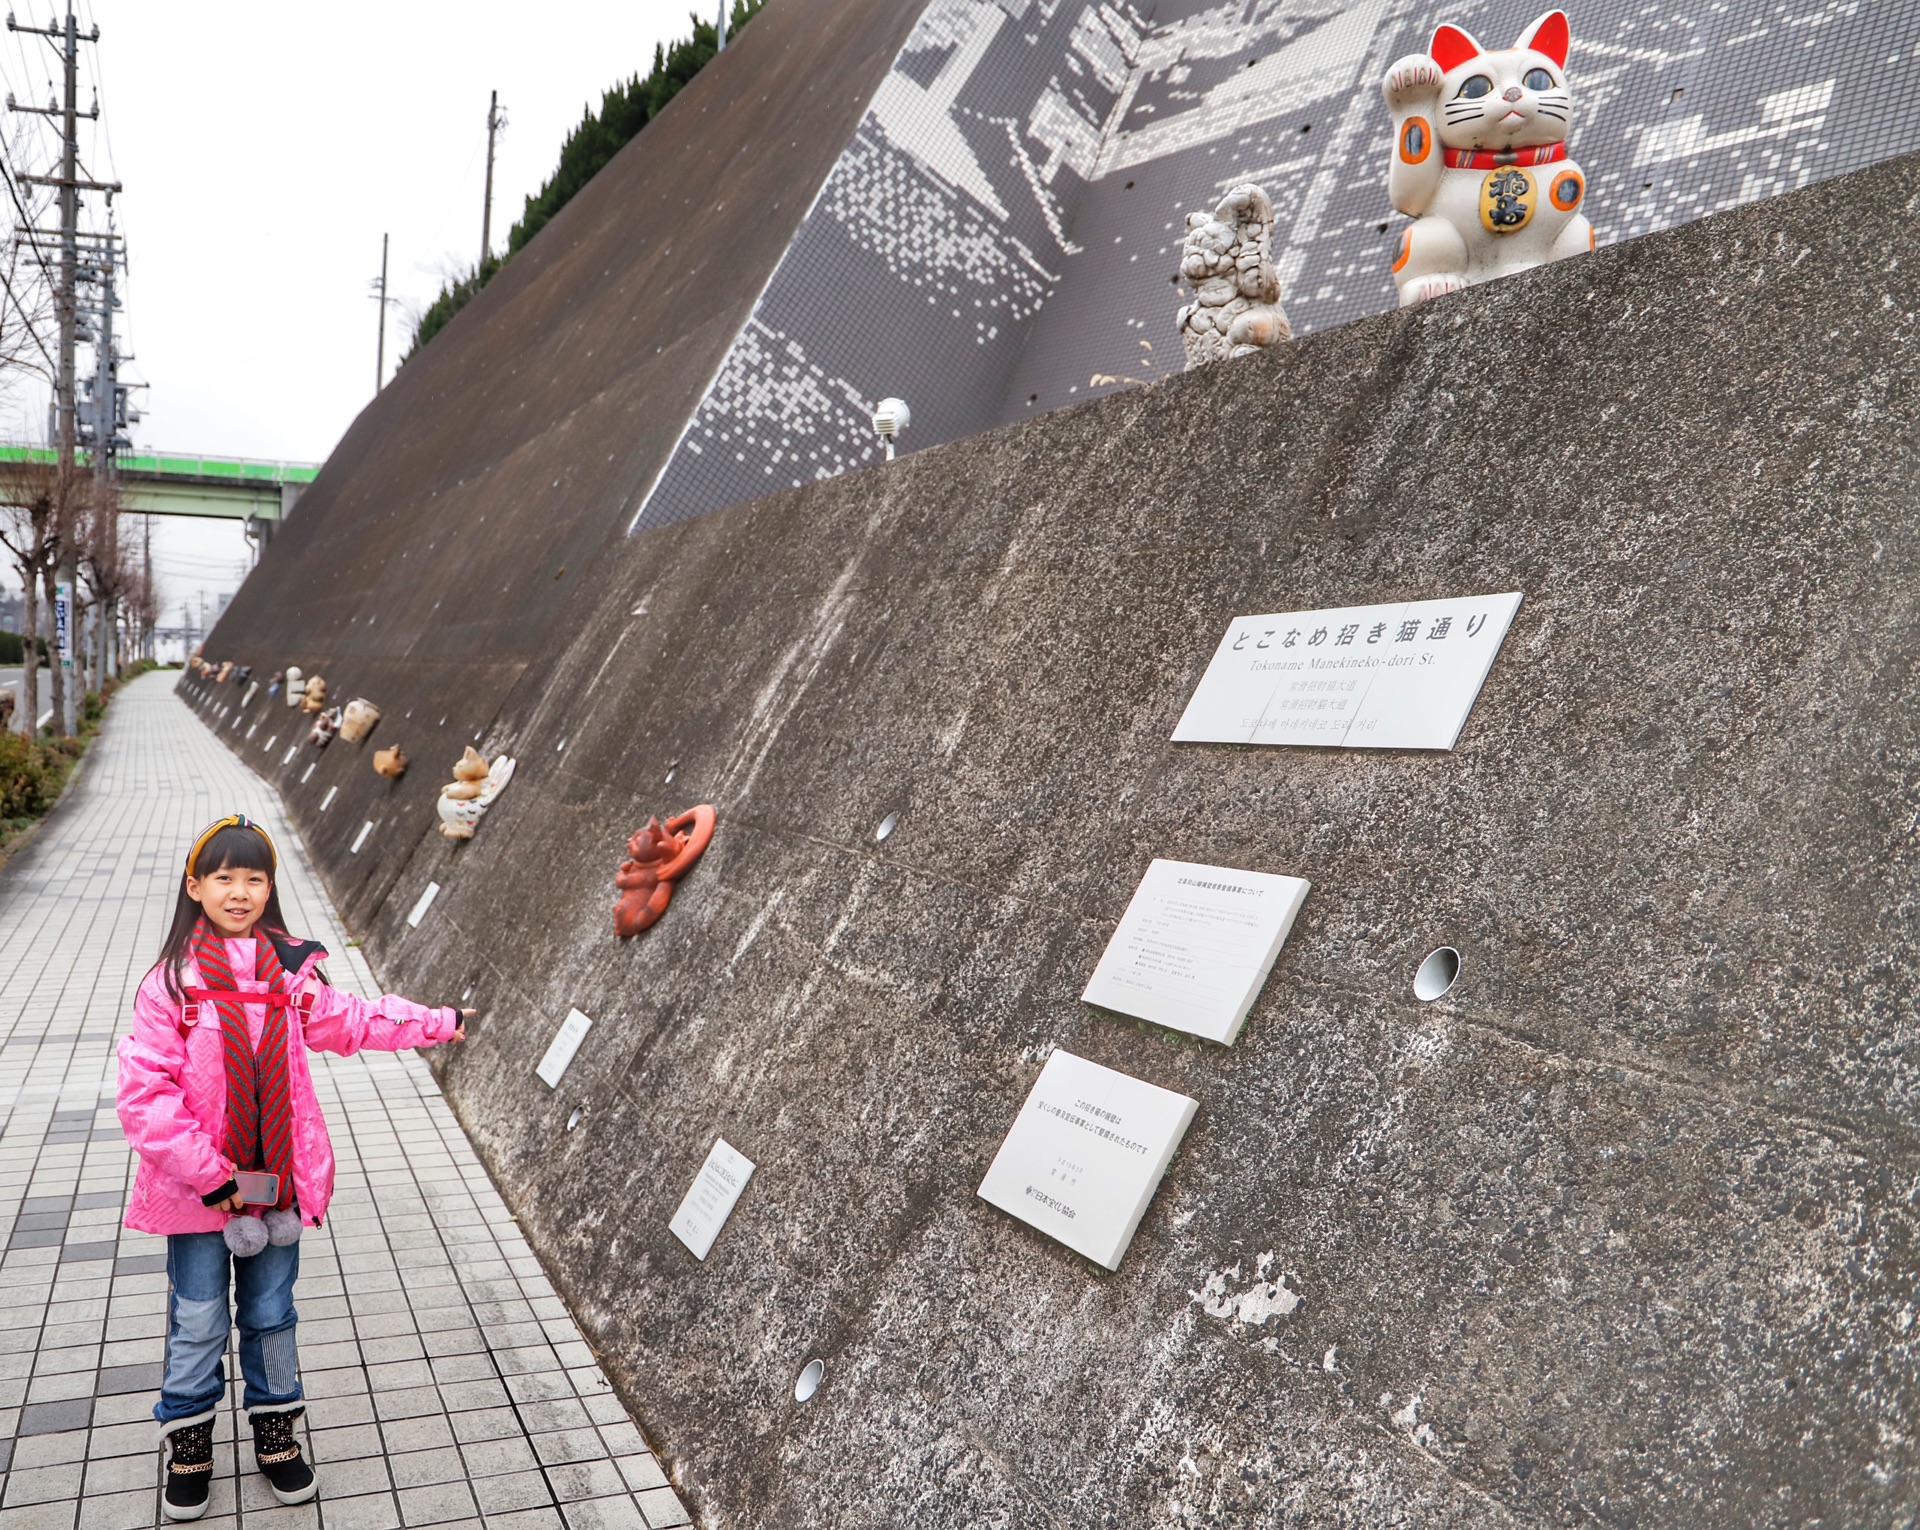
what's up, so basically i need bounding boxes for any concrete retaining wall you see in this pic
[186,153,1920,1527]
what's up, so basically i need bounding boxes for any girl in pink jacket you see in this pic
[117,814,470,1521]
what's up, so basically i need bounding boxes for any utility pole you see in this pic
[82,232,126,680]
[372,232,389,393]
[8,5,112,734]
[480,91,504,272]
[717,0,728,50]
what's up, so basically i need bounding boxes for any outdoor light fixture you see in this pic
[872,397,910,460]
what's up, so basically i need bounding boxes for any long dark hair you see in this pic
[154,824,294,1001]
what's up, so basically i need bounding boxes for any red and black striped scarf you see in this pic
[188,921,296,1209]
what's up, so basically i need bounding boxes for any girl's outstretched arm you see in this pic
[300,980,461,1056]
[116,973,234,1200]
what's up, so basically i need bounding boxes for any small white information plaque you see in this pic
[1173,592,1522,750]
[1082,859,1309,1046]
[350,821,374,854]
[406,882,440,929]
[535,1007,593,1089]
[978,1050,1197,1271]
[669,1137,756,1261]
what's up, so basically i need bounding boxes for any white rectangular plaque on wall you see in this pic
[535,1007,593,1089]
[1082,859,1309,1046]
[406,882,440,929]
[977,1050,1197,1272]
[1173,592,1522,750]
[669,1138,756,1261]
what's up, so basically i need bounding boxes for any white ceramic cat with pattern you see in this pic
[1382,9,1593,306]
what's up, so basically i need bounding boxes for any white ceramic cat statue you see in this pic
[1177,183,1290,368]
[1382,9,1592,306]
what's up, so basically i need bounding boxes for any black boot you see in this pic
[162,1416,216,1522]
[249,1407,316,1505]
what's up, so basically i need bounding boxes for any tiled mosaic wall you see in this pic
[633,0,1920,532]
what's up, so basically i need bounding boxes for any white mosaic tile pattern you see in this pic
[632,0,1920,534]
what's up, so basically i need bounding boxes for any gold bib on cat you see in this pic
[1479,167,1537,235]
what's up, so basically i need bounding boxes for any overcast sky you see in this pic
[0,0,708,631]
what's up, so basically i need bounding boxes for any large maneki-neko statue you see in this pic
[1381,9,1592,306]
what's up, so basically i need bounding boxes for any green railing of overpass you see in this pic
[0,444,319,484]
[0,445,321,520]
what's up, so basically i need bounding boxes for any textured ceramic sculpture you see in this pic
[373,746,408,780]
[267,670,284,699]
[234,666,253,687]
[308,707,341,748]
[612,805,717,938]
[1382,9,1590,306]
[339,698,381,744]
[216,662,234,683]
[300,675,328,714]
[1177,184,1290,368]
[241,682,259,708]
[284,667,305,707]
[437,749,517,840]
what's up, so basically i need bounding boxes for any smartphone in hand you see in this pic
[234,1171,281,1206]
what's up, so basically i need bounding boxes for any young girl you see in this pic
[117,814,471,1521]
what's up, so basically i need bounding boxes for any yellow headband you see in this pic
[186,814,277,876]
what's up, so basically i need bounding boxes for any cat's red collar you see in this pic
[1443,144,1568,169]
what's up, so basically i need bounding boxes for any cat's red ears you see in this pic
[1429,24,1482,73]
[1515,10,1571,67]
[1430,10,1570,71]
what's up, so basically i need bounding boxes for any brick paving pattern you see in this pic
[0,673,691,1530]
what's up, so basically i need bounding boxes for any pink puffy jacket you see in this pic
[116,934,458,1235]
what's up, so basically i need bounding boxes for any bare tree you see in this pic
[78,474,124,686]
[0,452,92,734]
[0,183,63,731]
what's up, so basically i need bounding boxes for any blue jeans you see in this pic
[155,1231,302,1424]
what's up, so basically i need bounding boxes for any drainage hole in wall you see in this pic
[794,1358,826,1403]
[1414,947,1461,1001]
[875,813,898,842]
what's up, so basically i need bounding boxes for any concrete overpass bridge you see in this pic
[0,445,319,520]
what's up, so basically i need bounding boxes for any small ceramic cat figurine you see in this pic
[1177,183,1290,368]
[1382,9,1592,306]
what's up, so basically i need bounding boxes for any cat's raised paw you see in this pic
[1382,54,1443,106]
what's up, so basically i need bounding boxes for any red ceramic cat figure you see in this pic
[613,804,716,938]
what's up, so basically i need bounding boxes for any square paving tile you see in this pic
[16,1395,92,1435]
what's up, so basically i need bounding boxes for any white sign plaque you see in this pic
[1173,592,1522,750]
[535,1007,593,1089]
[1082,859,1309,1046]
[978,1050,1197,1271]
[669,1137,756,1261]
[406,882,440,929]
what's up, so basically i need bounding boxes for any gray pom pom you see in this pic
[263,1207,302,1247]
[223,1215,269,1259]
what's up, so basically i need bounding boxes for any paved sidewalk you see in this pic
[0,673,690,1530]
